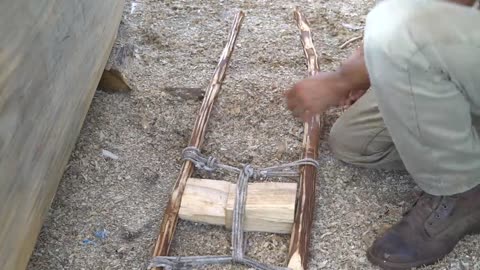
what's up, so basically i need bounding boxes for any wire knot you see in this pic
[182,146,218,172]
[205,156,217,171]
[242,164,255,178]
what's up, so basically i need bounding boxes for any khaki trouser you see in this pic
[328,0,480,196]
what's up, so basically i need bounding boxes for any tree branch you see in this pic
[289,7,323,270]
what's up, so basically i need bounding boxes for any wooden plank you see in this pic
[152,12,245,264]
[288,8,323,270]
[178,178,297,234]
[0,1,125,269]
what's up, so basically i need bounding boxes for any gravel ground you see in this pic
[27,1,480,270]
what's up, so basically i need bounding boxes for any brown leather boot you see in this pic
[367,184,480,270]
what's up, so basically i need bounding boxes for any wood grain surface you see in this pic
[0,1,124,269]
[179,178,297,234]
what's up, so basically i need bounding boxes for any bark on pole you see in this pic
[288,8,323,270]
[152,11,245,267]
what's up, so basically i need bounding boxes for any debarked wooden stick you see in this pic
[288,8,323,270]
[151,11,245,268]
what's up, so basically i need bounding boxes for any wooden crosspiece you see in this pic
[179,178,298,234]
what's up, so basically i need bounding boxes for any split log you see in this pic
[179,178,297,234]
[152,12,245,264]
[288,8,323,270]
[98,19,134,93]
[99,43,134,92]
[0,1,124,269]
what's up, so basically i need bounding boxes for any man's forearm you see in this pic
[335,44,371,92]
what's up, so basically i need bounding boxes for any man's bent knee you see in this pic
[329,114,403,170]
[328,118,358,164]
[328,116,380,168]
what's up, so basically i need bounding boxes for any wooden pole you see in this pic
[152,11,245,266]
[288,8,323,270]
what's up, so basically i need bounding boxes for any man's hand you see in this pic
[284,72,351,121]
[285,45,371,121]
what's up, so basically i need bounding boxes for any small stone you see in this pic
[231,106,241,115]
[318,260,328,268]
[99,131,105,141]
[275,140,287,159]
[101,149,119,160]
[141,118,149,129]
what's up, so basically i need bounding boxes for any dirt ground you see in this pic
[27,0,480,270]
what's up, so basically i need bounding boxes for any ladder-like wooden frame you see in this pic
[151,8,323,270]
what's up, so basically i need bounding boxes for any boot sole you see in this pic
[366,227,480,269]
[366,248,444,270]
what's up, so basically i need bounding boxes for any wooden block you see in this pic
[225,181,297,234]
[179,178,231,226]
[179,178,297,234]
